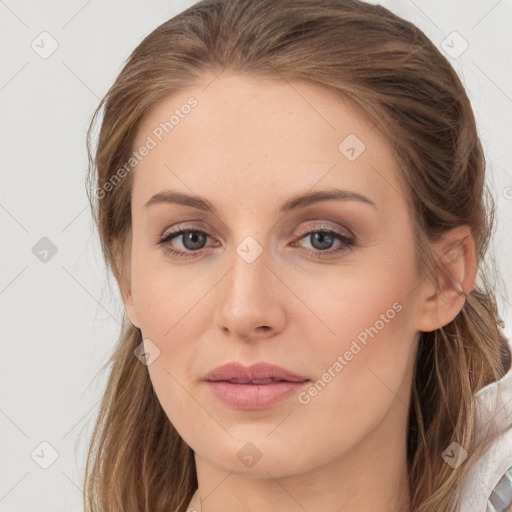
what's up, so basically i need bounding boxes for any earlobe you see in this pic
[115,237,141,329]
[122,289,141,329]
[416,226,477,333]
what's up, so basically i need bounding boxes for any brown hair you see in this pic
[84,0,509,510]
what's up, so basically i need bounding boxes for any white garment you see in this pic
[459,334,512,511]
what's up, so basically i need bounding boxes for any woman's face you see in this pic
[123,73,428,480]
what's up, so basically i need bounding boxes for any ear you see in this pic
[416,225,477,333]
[115,235,141,329]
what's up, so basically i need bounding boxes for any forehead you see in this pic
[131,73,404,214]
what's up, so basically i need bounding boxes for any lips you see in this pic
[225,378,279,384]
[203,363,311,409]
[203,362,310,383]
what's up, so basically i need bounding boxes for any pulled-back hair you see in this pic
[84,1,509,510]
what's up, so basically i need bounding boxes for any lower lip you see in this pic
[205,380,310,410]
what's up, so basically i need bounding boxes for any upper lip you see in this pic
[203,362,310,383]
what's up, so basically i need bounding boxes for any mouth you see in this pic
[216,377,308,384]
[202,362,311,409]
[203,362,310,383]
[205,378,311,409]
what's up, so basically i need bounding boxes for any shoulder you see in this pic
[459,329,512,512]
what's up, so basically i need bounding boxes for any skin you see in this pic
[120,72,476,512]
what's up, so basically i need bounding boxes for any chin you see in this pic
[196,435,313,478]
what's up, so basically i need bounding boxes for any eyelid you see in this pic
[296,221,354,239]
[160,221,213,239]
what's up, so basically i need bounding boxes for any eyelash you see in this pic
[156,224,355,259]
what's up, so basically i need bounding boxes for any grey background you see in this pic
[1,0,511,510]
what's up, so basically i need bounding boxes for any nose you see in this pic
[213,240,286,342]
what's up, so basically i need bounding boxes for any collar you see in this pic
[459,329,512,511]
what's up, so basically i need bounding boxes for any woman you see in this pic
[84,0,512,510]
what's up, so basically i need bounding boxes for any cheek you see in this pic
[130,245,207,339]
[284,282,417,461]
[130,254,217,415]
[302,278,413,387]
[292,247,418,412]
[131,263,208,436]
[294,249,415,353]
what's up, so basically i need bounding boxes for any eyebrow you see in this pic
[144,188,378,213]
